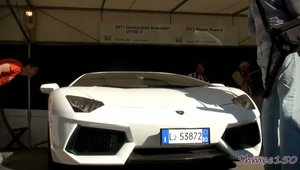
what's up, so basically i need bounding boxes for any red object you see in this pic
[0,58,22,85]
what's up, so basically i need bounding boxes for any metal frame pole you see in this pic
[27,44,32,149]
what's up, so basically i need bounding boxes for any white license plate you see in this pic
[161,128,210,144]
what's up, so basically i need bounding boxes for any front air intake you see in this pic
[221,122,261,150]
[66,126,127,155]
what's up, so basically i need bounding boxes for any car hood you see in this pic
[65,86,236,108]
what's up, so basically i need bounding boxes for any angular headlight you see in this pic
[66,95,104,112]
[232,94,255,110]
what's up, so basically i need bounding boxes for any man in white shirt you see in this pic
[188,63,209,82]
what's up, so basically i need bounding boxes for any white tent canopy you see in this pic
[0,0,254,46]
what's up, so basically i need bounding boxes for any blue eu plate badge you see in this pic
[161,128,210,144]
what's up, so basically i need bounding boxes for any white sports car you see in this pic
[40,71,262,169]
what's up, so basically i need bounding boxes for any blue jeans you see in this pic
[258,41,300,170]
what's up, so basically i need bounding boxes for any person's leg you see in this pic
[262,84,281,170]
[278,52,300,170]
[257,40,281,169]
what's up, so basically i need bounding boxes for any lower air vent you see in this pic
[222,122,261,150]
[66,126,127,155]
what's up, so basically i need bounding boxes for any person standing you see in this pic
[231,61,253,96]
[248,0,300,170]
[188,62,210,82]
[0,58,38,165]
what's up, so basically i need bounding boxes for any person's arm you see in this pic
[248,0,256,36]
[232,71,246,87]
[19,64,38,78]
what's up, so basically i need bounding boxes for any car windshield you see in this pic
[70,72,210,88]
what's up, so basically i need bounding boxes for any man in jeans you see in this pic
[248,0,300,170]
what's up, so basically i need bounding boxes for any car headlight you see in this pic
[66,95,104,112]
[232,94,255,110]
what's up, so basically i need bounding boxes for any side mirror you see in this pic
[40,83,59,94]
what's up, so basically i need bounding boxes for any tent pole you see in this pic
[27,43,32,149]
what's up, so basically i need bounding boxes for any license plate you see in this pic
[160,128,210,144]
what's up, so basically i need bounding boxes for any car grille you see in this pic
[133,145,219,155]
[128,145,228,162]
[65,126,127,155]
[221,121,261,150]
